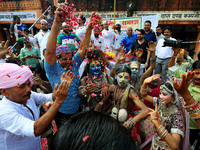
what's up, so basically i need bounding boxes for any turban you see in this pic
[56,45,72,56]
[0,63,33,89]
[40,19,48,24]
[115,21,121,26]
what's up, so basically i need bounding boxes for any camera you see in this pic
[162,38,183,48]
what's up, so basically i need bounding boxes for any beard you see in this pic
[94,34,99,38]
[64,30,70,34]
[131,73,139,81]
[42,28,48,31]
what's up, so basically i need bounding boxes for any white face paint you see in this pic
[130,63,139,80]
[116,72,130,87]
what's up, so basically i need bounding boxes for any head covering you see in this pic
[62,22,68,27]
[0,63,33,89]
[115,21,121,25]
[56,45,72,56]
[115,64,131,76]
[40,19,48,24]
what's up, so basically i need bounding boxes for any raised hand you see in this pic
[54,3,68,24]
[0,40,9,51]
[117,49,126,63]
[54,71,75,103]
[173,71,194,97]
[172,47,180,55]
[135,48,143,58]
[144,74,160,84]
[148,103,159,123]
[60,70,75,84]
[147,41,157,52]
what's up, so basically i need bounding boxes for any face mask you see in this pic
[89,60,101,75]
[116,27,121,31]
[94,34,99,38]
[116,72,130,87]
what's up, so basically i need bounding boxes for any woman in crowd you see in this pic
[140,74,189,150]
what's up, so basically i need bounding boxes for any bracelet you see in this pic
[184,95,193,101]
[157,125,168,139]
[151,117,158,121]
[184,100,200,120]
[184,100,198,110]
[150,58,156,62]
[161,129,168,139]
[54,100,62,107]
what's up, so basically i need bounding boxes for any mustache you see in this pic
[22,92,31,97]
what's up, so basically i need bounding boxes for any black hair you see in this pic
[156,25,162,30]
[161,82,175,97]
[163,26,172,32]
[23,28,30,34]
[138,29,145,35]
[13,15,19,20]
[6,57,23,66]
[49,111,136,150]
[145,20,151,25]
[43,48,47,54]
[113,64,131,85]
[192,60,200,70]
[135,29,139,32]
[197,52,200,60]
[80,15,86,23]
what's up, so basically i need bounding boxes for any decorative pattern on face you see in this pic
[89,60,101,75]
[116,72,130,87]
[130,63,139,74]
[159,89,173,105]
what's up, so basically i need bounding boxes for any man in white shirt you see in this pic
[102,21,115,52]
[113,21,126,51]
[0,63,74,150]
[90,28,104,50]
[155,26,176,83]
[75,15,87,41]
[20,19,50,60]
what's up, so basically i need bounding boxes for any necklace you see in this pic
[113,86,127,109]
[159,104,178,118]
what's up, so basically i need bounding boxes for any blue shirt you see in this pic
[10,23,28,39]
[44,52,82,114]
[144,31,157,42]
[120,33,137,53]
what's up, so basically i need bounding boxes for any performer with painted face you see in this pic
[78,48,112,112]
[140,74,189,150]
[128,41,157,93]
[108,64,149,129]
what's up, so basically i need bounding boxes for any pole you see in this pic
[114,0,116,24]
[12,6,52,49]
[28,5,52,31]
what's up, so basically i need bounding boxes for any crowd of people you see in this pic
[0,2,200,150]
